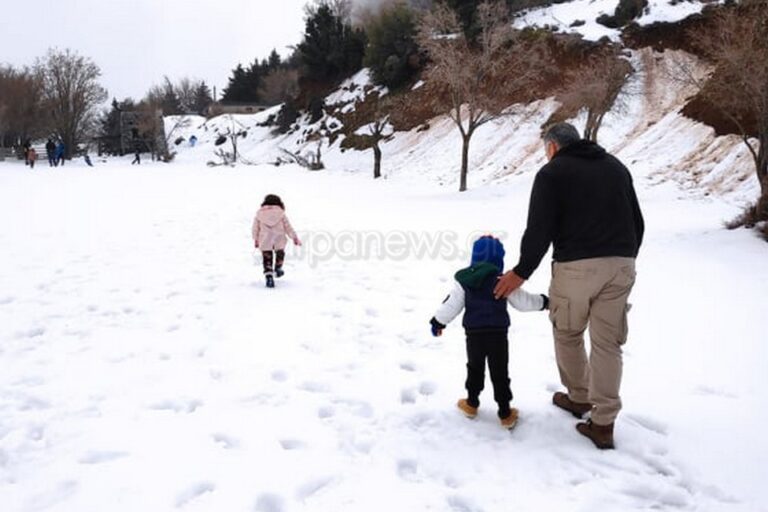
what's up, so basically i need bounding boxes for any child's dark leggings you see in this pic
[262,250,285,275]
[465,330,512,418]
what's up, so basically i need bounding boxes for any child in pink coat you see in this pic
[252,194,301,288]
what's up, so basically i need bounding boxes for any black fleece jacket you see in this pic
[513,141,644,280]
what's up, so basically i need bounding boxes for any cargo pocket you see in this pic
[619,304,630,345]
[549,295,570,331]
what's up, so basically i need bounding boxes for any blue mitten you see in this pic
[430,317,446,337]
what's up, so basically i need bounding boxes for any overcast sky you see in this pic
[1,0,311,102]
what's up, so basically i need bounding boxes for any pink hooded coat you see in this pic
[252,205,298,251]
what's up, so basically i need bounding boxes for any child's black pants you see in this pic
[465,330,512,418]
[262,250,285,275]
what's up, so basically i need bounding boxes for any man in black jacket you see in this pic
[494,123,644,449]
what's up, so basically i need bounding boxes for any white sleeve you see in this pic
[507,287,544,312]
[434,281,466,325]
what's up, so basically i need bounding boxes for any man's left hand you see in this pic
[494,271,525,299]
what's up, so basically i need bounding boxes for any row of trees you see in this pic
[0,49,107,159]
[220,50,292,104]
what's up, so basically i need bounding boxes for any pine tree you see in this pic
[364,2,420,90]
[267,49,282,70]
[297,4,366,82]
[191,81,213,114]
[222,64,251,103]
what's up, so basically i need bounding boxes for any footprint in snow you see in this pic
[447,495,483,512]
[212,433,240,449]
[397,459,418,480]
[399,361,417,372]
[0,296,15,305]
[149,399,203,414]
[78,451,130,464]
[279,439,306,450]
[254,493,285,512]
[621,482,689,509]
[26,425,45,441]
[175,481,215,508]
[296,476,335,501]
[271,370,288,382]
[318,406,335,419]
[15,327,45,339]
[401,388,417,404]
[18,396,51,411]
[418,381,437,396]
[299,381,330,393]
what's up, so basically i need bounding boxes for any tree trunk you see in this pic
[373,144,382,179]
[757,134,768,220]
[460,134,471,192]
[584,110,596,142]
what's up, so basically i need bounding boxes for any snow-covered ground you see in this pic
[1,150,766,511]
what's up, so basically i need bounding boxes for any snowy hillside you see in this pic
[166,48,758,207]
[512,0,725,41]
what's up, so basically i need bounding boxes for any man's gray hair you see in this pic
[542,123,582,148]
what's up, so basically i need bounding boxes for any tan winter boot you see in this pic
[499,408,519,430]
[552,392,593,419]
[457,399,478,419]
[576,420,615,450]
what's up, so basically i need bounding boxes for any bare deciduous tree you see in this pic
[0,66,46,149]
[556,47,634,143]
[35,48,108,159]
[674,2,768,224]
[362,93,398,179]
[259,68,300,106]
[175,77,197,113]
[417,0,549,191]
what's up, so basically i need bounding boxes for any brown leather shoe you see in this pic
[576,420,615,450]
[499,408,519,430]
[457,399,478,419]
[552,392,592,419]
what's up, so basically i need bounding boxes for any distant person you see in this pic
[252,194,301,289]
[131,148,141,165]
[27,148,37,169]
[189,135,198,147]
[430,235,548,430]
[84,154,94,167]
[55,141,66,167]
[494,123,644,450]
[45,139,56,167]
[23,140,31,166]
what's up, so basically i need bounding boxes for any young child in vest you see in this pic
[252,194,301,288]
[430,235,548,429]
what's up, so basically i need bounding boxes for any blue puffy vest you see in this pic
[459,269,510,332]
